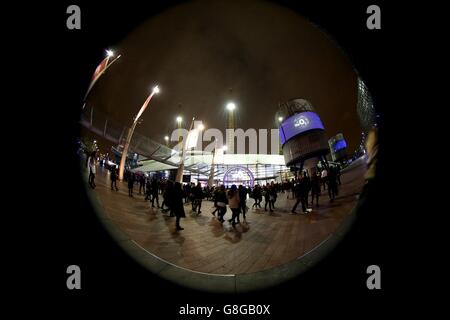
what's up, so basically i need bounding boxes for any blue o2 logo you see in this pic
[294,115,310,128]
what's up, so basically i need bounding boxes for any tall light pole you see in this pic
[118,85,160,180]
[83,49,122,105]
[277,116,284,155]
[208,144,226,187]
[226,102,236,153]
[175,118,205,183]
[176,115,183,141]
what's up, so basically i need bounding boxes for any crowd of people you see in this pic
[103,163,343,231]
[84,148,343,231]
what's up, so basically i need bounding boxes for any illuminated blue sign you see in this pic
[333,139,347,152]
[279,111,325,145]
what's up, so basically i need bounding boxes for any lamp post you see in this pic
[208,144,226,187]
[226,102,236,153]
[83,49,122,104]
[118,85,160,180]
[175,118,205,183]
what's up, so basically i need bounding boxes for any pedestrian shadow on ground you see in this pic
[209,218,226,237]
[224,227,242,243]
[306,212,331,222]
[238,221,250,233]
[170,230,185,244]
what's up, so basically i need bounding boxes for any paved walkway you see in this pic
[89,163,365,275]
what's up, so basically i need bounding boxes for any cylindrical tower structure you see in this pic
[276,99,329,167]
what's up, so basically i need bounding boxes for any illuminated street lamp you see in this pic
[278,116,283,122]
[226,102,236,111]
[106,49,115,58]
[164,135,169,146]
[118,85,160,180]
[83,49,122,104]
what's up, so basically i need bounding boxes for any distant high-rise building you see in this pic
[357,78,377,134]
[356,78,377,154]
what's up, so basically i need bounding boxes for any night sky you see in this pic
[87,0,361,153]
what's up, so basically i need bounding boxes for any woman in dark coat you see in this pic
[172,182,186,230]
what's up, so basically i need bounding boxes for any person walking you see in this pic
[291,173,309,214]
[321,167,328,191]
[264,185,275,212]
[145,178,151,200]
[211,187,220,216]
[252,184,262,208]
[150,178,160,208]
[110,165,119,191]
[161,180,173,213]
[310,170,321,207]
[128,172,135,197]
[192,182,204,215]
[328,166,338,202]
[172,182,186,230]
[227,185,240,226]
[336,164,342,185]
[216,185,228,223]
[139,174,146,194]
[88,152,97,189]
[238,185,248,222]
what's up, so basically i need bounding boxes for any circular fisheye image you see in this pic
[78,0,378,293]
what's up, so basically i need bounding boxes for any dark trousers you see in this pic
[265,198,274,211]
[217,207,226,222]
[230,208,240,224]
[252,198,261,208]
[192,199,202,213]
[176,216,181,228]
[328,185,337,200]
[161,199,168,211]
[240,202,247,220]
[211,203,219,215]
[292,195,308,213]
[111,179,118,190]
[88,172,96,188]
[322,178,328,191]
[128,186,133,197]
[139,183,145,194]
[311,192,319,206]
[151,194,160,207]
